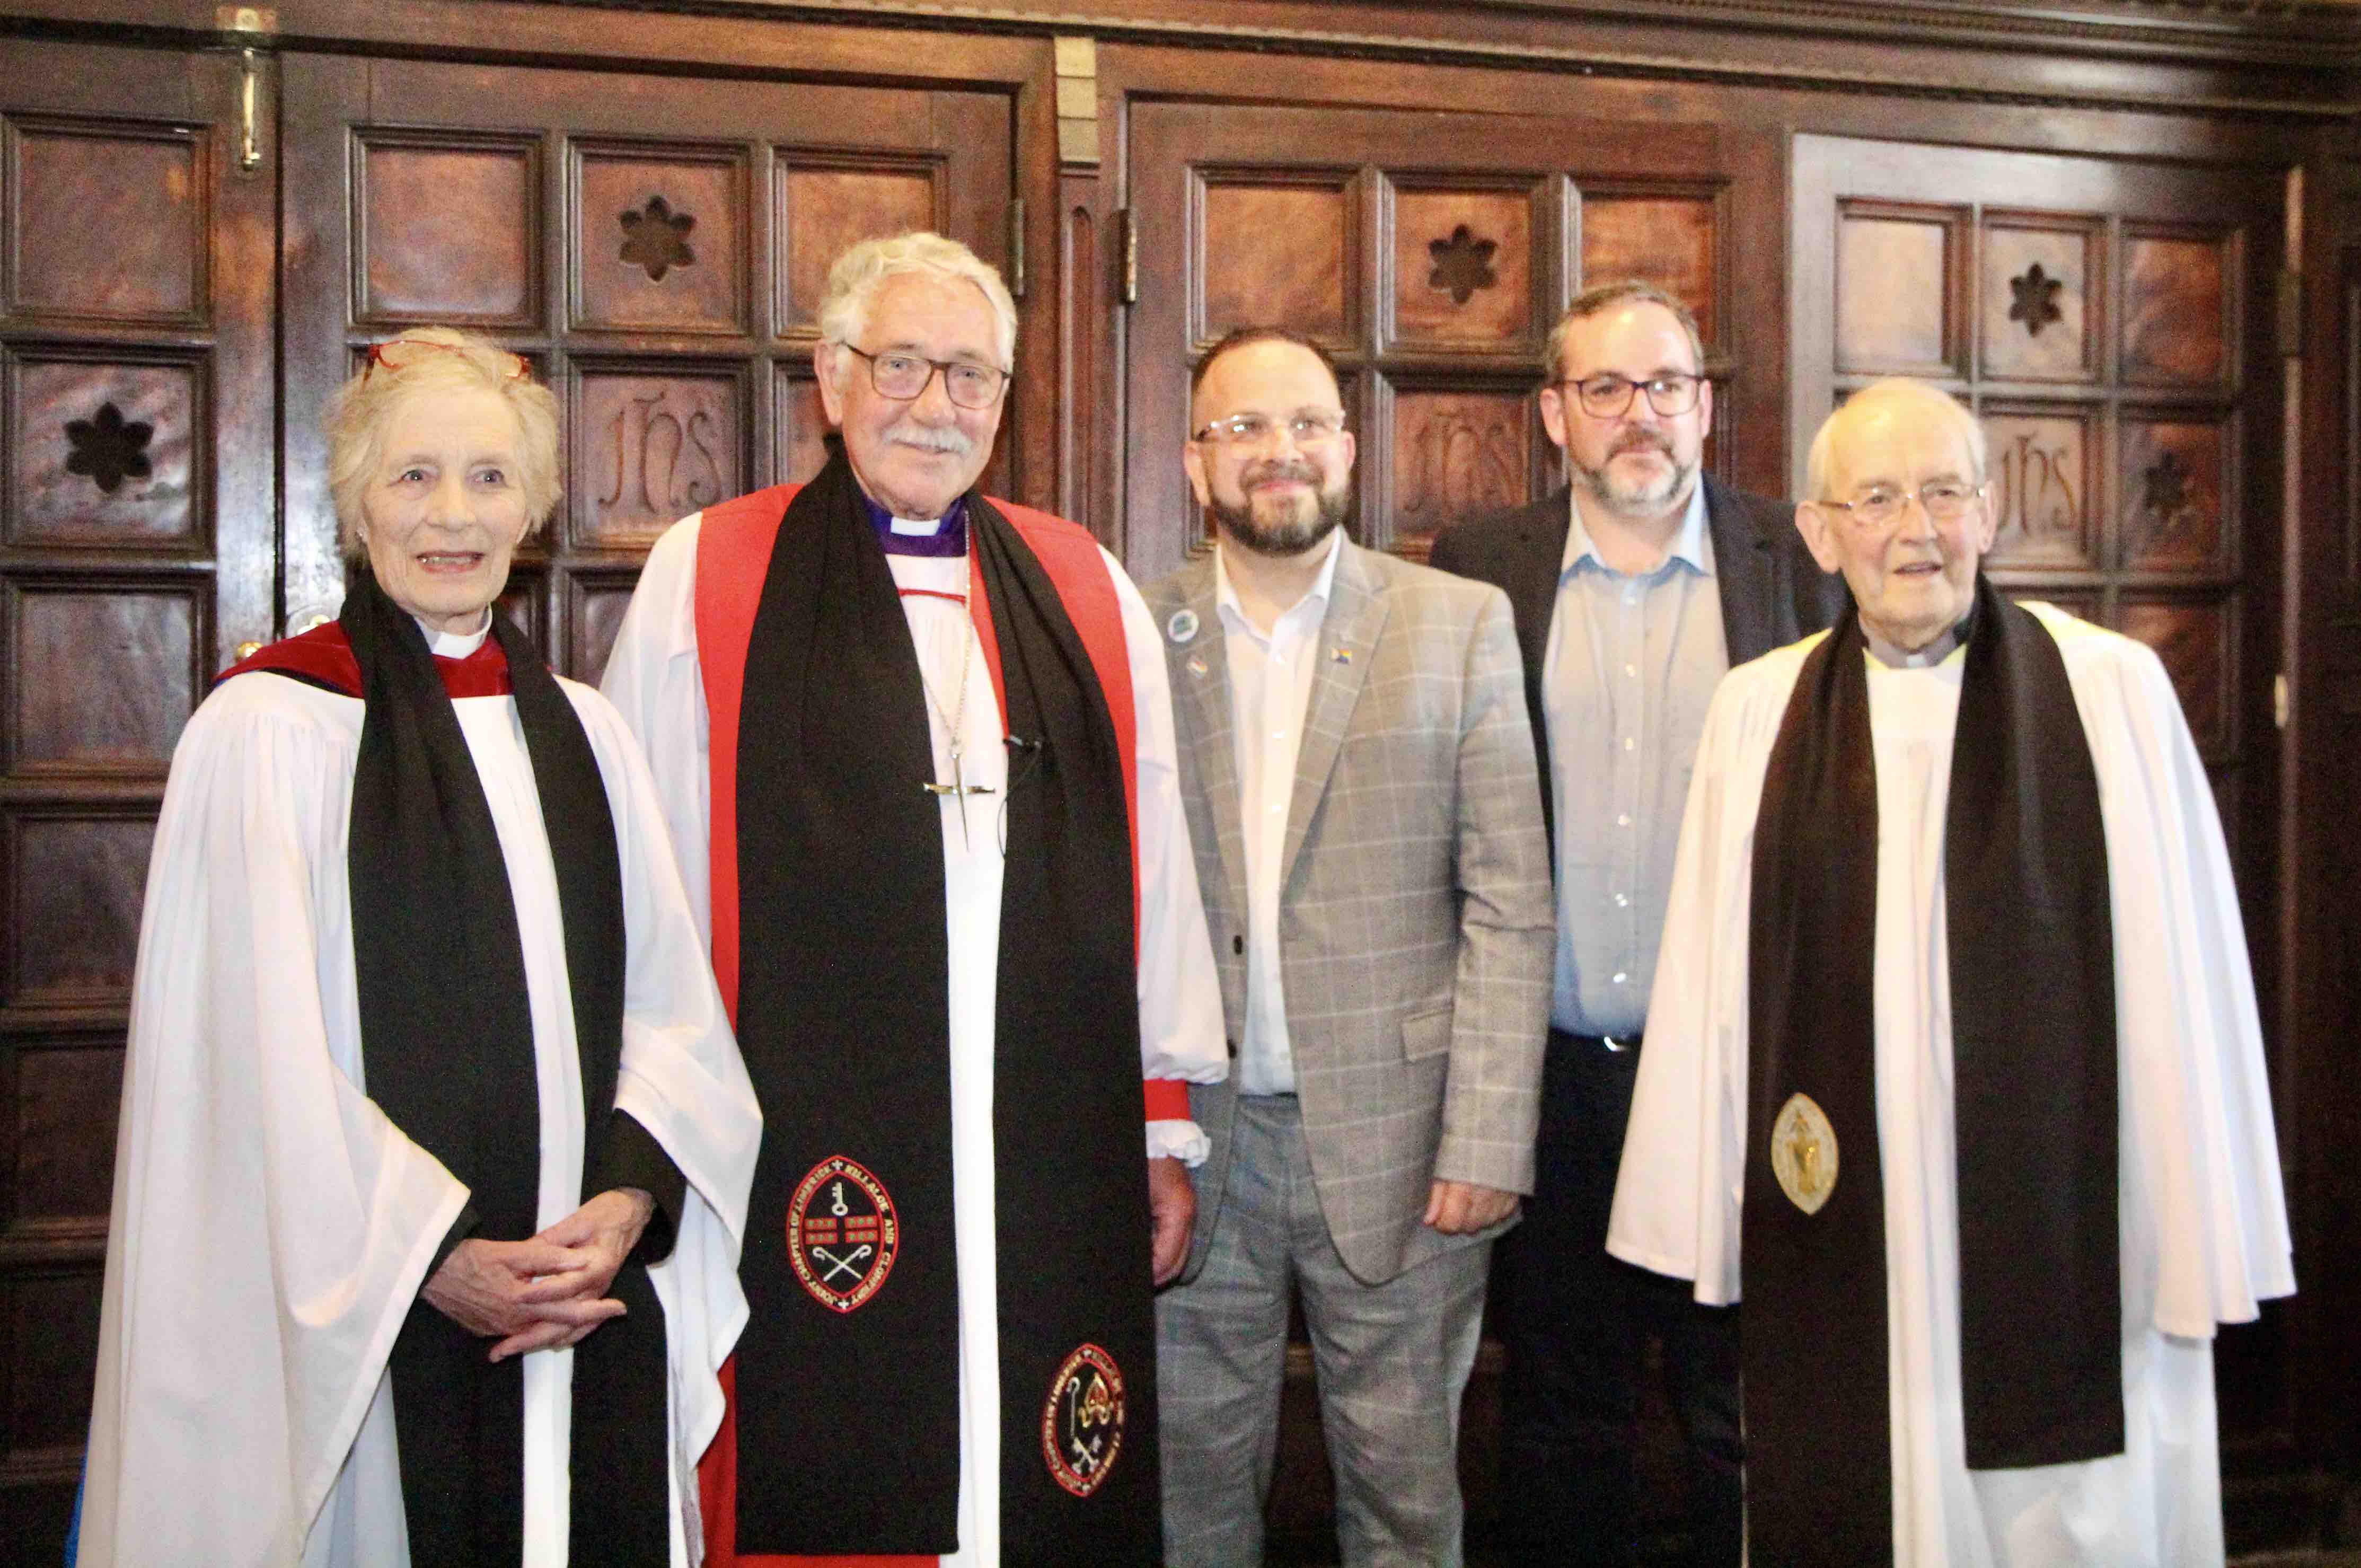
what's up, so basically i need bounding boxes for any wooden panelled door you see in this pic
[0,37,278,1547]
[1121,96,1746,1549]
[1790,133,2294,1524]
[1124,102,1741,585]
[278,51,1014,682]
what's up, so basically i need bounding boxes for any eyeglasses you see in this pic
[364,337,530,383]
[1816,481,1985,528]
[838,343,1009,410]
[1556,373,1704,420]
[1192,411,1349,449]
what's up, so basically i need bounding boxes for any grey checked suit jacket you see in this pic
[1147,540,1555,1288]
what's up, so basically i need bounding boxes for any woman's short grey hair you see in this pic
[1804,378,1988,503]
[816,231,1018,380]
[325,327,561,561]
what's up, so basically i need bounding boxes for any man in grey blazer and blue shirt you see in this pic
[1148,327,1554,1568]
[1429,282,1844,1567]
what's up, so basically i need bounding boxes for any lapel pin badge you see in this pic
[1166,608,1200,645]
[1330,646,1353,665]
[1185,652,1210,679]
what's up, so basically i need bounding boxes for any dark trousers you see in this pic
[1492,1028,1743,1567]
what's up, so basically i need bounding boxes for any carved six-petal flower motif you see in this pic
[2141,448,2191,522]
[64,401,154,496]
[2008,262,2065,338]
[1428,224,1499,307]
[619,196,697,283]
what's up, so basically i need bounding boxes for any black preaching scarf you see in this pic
[728,446,1160,1563]
[338,570,669,1566]
[1743,575,2120,1565]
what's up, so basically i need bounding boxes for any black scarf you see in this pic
[339,570,668,1565]
[1743,575,2120,1564]
[725,448,1160,1563]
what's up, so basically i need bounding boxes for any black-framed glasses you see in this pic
[1557,372,1704,420]
[1192,410,1349,448]
[1815,481,1986,528]
[837,342,1009,410]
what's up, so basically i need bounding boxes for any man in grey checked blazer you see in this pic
[1147,327,1554,1568]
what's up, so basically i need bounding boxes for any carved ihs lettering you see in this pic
[1992,428,2078,540]
[1402,406,1520,518]
[601,389,727,522]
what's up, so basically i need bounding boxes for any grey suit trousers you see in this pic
[1157,1095,1490,1568]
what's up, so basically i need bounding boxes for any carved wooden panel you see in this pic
[2118,595,2234,758]
[2011,586,2102,626]
[1197,173,1355,349]
[1387,180,1535,349]
[495,570,548,666]
[8,1046,120,1233]
[1981,215,2101,384]
[7,118,202,324]
[2124,230,2231,390]
[1982,406,2096,569]
[1579,191,1719,350]
[4,812,152,1009]
[1385,385,1531,559]
[571,145,750,336]
[565,569,642,688]
[8,353,202,549]
[354,131,539,327]
[774,368,830,490]
[6,584,200,773]
[2121,417,2228,572]
[568,363,746,547]
[777,158,939,337]
[1835,202,1963,377]
[4,1270,102,1456]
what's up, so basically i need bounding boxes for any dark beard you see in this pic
[1207,475,1351,558]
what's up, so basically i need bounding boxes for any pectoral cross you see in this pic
[921,741,996,850]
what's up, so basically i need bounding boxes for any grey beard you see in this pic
[1573,443,1697,519]
[1209,484,1350,558]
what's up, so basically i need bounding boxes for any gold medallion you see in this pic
[1770,1093,1838,1215]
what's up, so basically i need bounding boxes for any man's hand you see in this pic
[1422,1179,1519,1235]
[1148,1156,1195,1286]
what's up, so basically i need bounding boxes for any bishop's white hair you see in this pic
[816,231,1017,381]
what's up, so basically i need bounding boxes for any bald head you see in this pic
[1795,378,1997,654]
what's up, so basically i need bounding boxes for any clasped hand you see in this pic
[421,1187,654,1361]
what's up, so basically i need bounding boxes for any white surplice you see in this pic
[1607,601,2293,1567]
[598,512,1227,1567]
[82,630,761,1568]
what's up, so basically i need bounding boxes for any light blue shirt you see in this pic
[1541,484,1726,1039]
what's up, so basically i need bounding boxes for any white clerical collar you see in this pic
[417,610,492,659]
[1862,616,1970,670]
[1562,481,1714,582]
[1214,526,1344,627]
[889,514,947,535]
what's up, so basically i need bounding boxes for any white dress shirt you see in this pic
[1214,529,1345,1096]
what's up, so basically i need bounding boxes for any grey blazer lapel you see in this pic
[1171,563,1251,922]
[1280,541,1388,889]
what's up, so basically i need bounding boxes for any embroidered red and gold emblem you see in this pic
[786,1155,899,1313]
[1041,1343,1126,1497]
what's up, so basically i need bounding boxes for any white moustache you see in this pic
[886,421,976,456]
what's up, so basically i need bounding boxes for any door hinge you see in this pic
[2275,671,2290,730]
[2277,268,2303,358]
[1007,196,1027,300]
[1118,207,1138,305]
[237,48,265,175]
